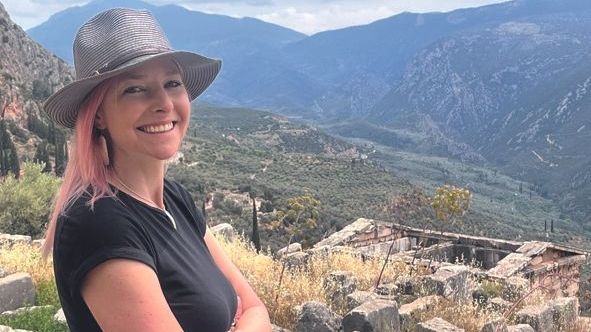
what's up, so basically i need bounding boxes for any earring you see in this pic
[98,135,110,166]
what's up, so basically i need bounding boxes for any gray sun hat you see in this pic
[43,7,222,129]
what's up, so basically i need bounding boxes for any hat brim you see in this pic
[43,51,221,129]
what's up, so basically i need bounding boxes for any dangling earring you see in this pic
[98,134,110,166]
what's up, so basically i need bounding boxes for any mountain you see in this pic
[366,2,591,226]
[0,1,72,174]
[26,0,308,107]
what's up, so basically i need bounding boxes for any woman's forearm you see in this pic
[233,305,272,332]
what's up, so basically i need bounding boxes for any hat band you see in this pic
[90,47,172,77]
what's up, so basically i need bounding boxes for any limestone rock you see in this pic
[0,234,31,248]
[210,223,235,241]
[346,291,378,312]
[54,308,67,324]
[295,301,342,332]
[375,283,398,296]
[282,252,310,271]
[417,317,464,332]
[272,324,292,332]
[550,297,578,329]
[0,273,36,313]
[480,317,508,332]
[342,299,400,332]
[277,243,302,256]
[422,265,471,303]
[399,296,444,332]
[507,324,534,332]
[324,271,357,309]
[516,304,553,332]
[489,297,512,314]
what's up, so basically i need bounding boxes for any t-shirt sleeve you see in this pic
[55,198,156,299]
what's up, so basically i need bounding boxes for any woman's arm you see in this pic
[81,259,184,332]
[204,230,272,332]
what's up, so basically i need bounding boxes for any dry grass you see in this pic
[1,238,587,331]
[0,243,53,285]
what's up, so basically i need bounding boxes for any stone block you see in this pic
[295,301,341,332]
[417,317,464,332]
[0,234,31,248]
[54,308,67,325]
[375,283,398,296]
[324,271,357,309]
[282,252,310,271]
[210,223,235,241]
[516,304,553,332]
[507,325,534,332]
[346,291,378,312]
[399,296,444,332]
[277,243,302,257]
[0,273,36,313]
[342,299,400,332]
[550,297,578,329]
[395,276,417,295]
[422,265,471,303]
[480,317,508,332]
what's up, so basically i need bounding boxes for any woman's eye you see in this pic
[123,86,144,94]
[166,80,183,88]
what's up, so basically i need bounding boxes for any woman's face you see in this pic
[96,58,190,167]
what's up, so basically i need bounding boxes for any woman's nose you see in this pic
[151,87,174,113]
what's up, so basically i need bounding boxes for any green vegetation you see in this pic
[0,162,61,237]
[0,306,68,332]
[169,105,412,249]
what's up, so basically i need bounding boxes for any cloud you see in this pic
[2,0,510,32]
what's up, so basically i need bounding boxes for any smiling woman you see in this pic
[40,7,271,332]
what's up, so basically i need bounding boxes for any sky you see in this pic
[2,0,510,35]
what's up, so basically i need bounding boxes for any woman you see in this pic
[41,7,271,332]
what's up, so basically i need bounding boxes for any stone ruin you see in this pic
[1,221,591,331]
[287,218,591,331]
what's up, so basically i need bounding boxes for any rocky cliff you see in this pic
[0,1,73,167]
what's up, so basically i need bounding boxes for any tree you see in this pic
[251,195,261,253]
[0,162,61,237]
[34,140,52,173]
[0,120,19,178]
[428,185,471,268]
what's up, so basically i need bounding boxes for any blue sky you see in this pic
[2,0,509,34]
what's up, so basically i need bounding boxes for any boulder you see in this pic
[323,271,357,309]
[277,243,302,257]
[399,296,445,332]
[0,234,31,248]
[342,299,400,332]
[210,223,235,241]
[395,276,417,295]
[346,291,378,312]
[0,273,36,313]
[507,325,534,332]
[282,252,310,271]
[54,308,67,324]
[375,283,398,296]
[295,301,341,332]
[480,317,508,332]
[0,325,33,332]
[550,297,578,329]
[417,317,464,332]
[422,265,471,303]
[516,304,553,332]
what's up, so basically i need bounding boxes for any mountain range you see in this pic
[8,0,591,228]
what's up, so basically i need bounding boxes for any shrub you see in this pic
[0,162,61,238]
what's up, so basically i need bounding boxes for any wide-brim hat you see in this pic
[43,8,221,129]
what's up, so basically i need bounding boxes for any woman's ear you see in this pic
[95,109,106,130]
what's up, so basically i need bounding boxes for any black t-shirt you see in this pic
[53,179,237,332]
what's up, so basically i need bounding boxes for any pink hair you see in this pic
[42,79,117,258]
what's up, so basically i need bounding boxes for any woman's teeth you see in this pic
[140,122,174,133]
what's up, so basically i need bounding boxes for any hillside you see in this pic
[0,2,72,175]
[366,6,591,229]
